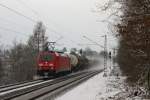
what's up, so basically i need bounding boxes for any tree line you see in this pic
[0,22,47,84]
[101,0,150,89]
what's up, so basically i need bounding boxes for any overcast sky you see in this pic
[0,0,118,52]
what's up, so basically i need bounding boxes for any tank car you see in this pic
[69,52,89,71]
[68,54,79,71]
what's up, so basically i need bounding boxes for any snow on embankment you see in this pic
[55,58,148,100]
[55,72,106,100]
[55,66,126,100]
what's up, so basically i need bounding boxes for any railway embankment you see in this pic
[56,64,149,100]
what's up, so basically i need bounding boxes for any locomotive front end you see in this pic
[37,52,56,76]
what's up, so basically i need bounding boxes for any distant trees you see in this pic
[99,51,108,57]
[70,47,99,56]
[0,22,48,83]
[8,42,31,81]
[8,22,48,81]
[62,47,67,52]
[84,47,98,56]
[0,47,12,84]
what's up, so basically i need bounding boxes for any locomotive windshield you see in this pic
[40,54,53,61]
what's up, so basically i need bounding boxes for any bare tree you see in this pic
[33,21,47,52]
[6,22,48,83]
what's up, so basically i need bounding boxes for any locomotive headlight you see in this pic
[48,63,54,69]
[49,63,54,66]
[39,63,43,66]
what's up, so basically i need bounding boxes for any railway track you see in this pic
[0,79,43,93]
[0,79,43,89]
[0,70,102,100]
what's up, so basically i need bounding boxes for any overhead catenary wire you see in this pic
[14,0,63,37]
[0,1,79,47]
[14,0,64,38]
[46,27,63,37]
[0,3,36,23]
[14,0,79,45]
[0,2,62,38]
[15,0,41,20]
[83,35,104,48]
[0,16,33,31]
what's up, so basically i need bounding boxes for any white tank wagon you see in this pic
[68,54,79,70]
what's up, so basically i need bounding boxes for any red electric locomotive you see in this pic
[37,51,71,76]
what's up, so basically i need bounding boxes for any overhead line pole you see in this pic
[83,35,108,76]
[103,35,107,76]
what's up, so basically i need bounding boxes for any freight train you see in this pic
[36,50,89,77]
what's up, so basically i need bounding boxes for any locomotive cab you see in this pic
[37,51,56,76]
[37,51,71,77]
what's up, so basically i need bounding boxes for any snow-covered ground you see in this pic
[54,59,126,100]
[55,72,122,100]
[55,62,149,100]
